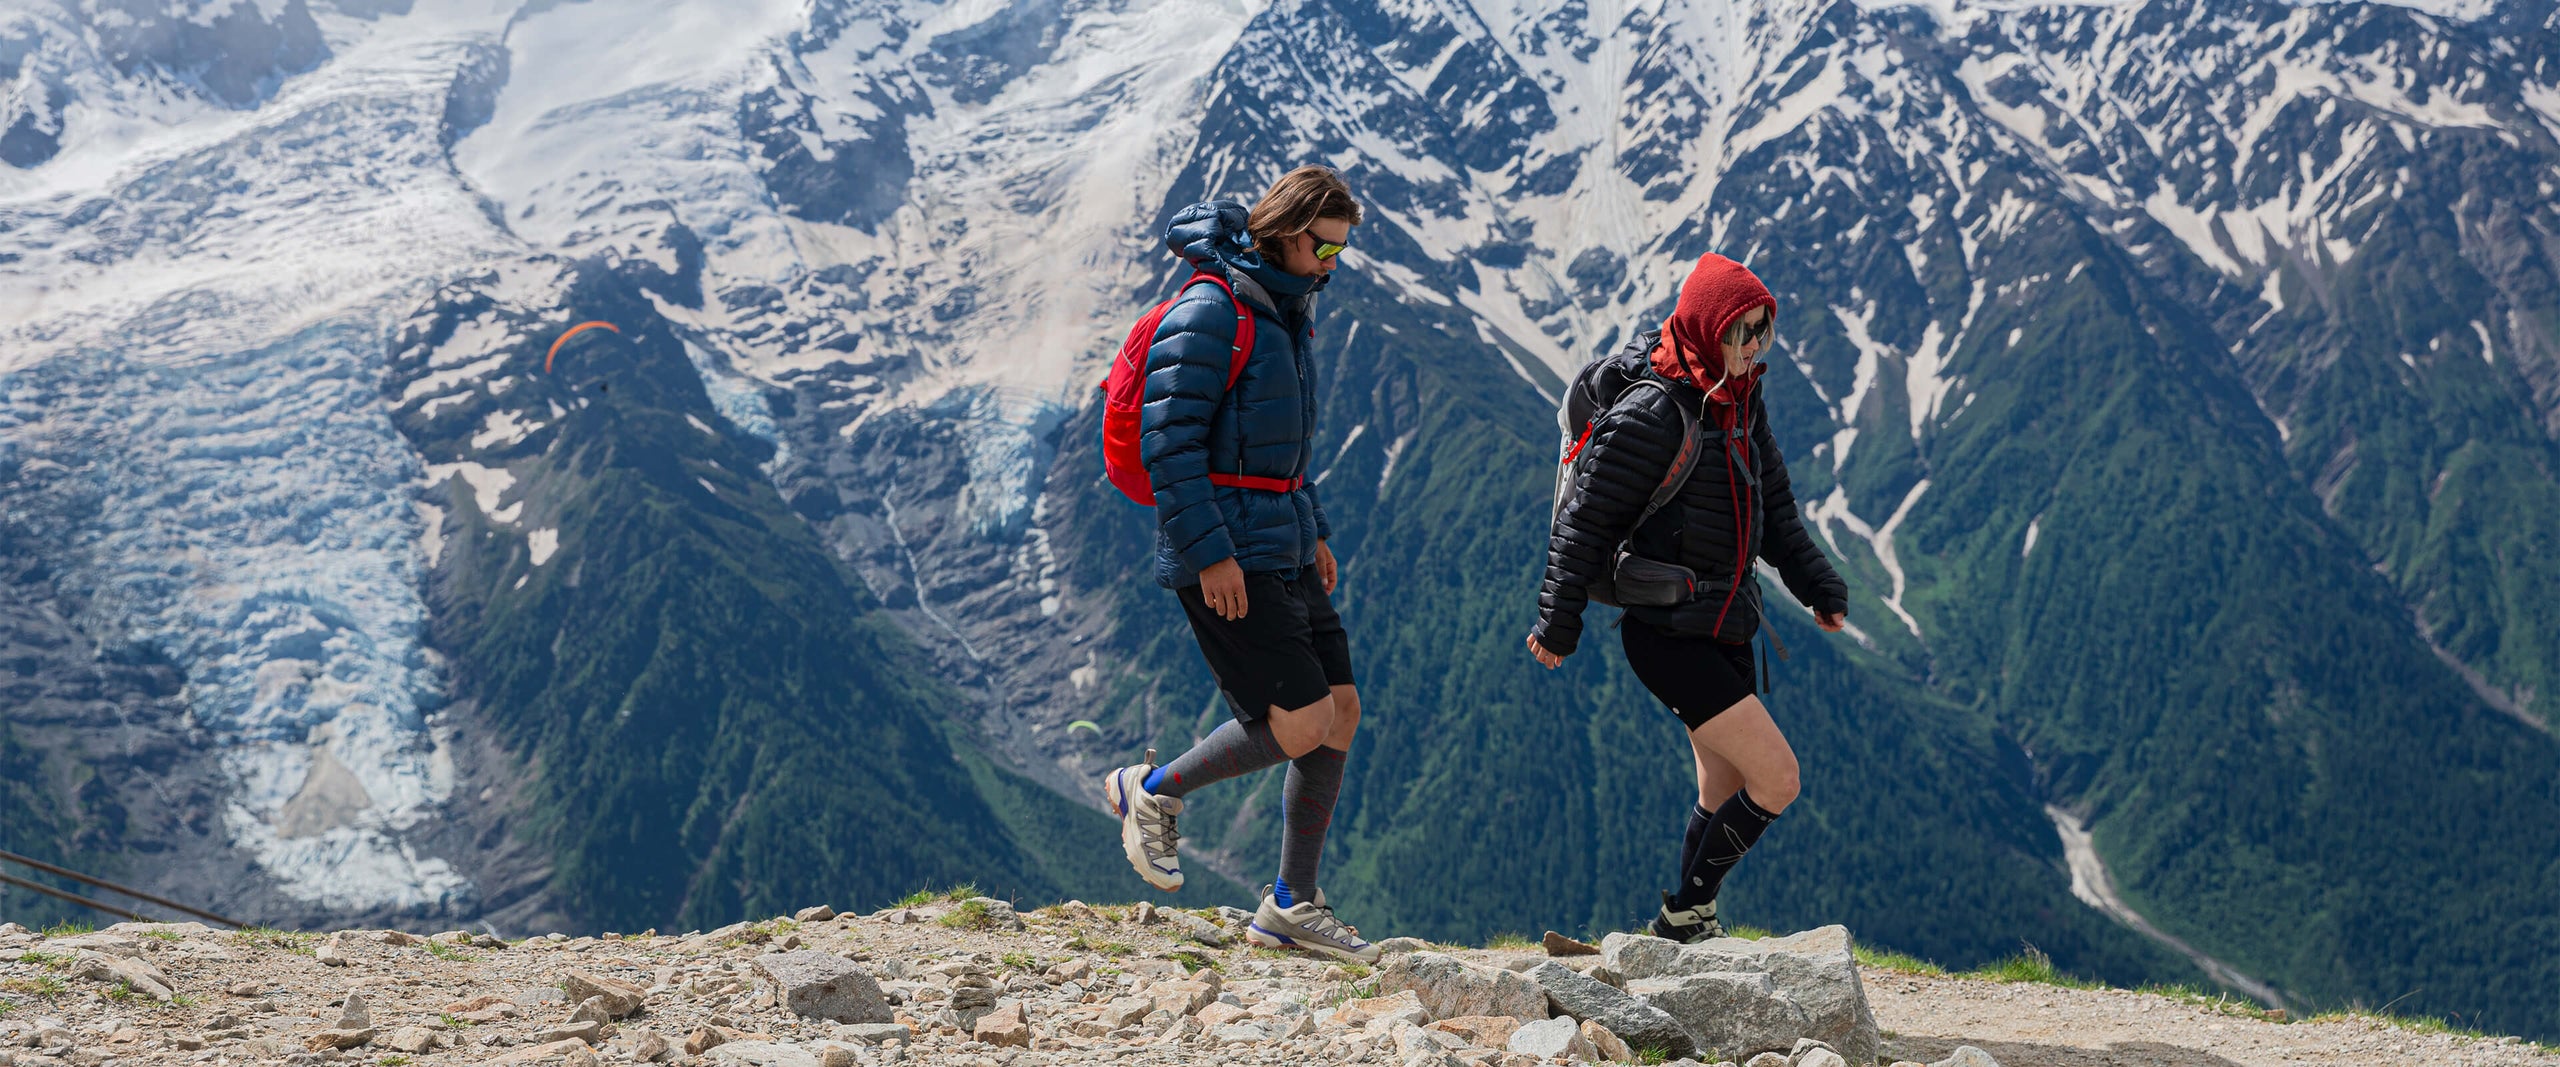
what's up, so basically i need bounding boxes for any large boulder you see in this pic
[1525,961,1696,1059]
[1601,926,1881,1065]
[1377,952,1550,1022]
[1626,971,1810,1062]
[751,951,892,1024]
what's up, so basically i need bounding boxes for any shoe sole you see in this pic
[1102,766,1182,893]
[1245,921,1379,965]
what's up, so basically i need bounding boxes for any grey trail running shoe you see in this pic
[1246,885,1380,964]
[1103,750,1183,892]
[1650,891,1724,943]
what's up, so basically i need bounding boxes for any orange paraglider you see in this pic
[545,321,621,373]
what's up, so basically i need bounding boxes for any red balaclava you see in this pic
[1653,253,1775,394]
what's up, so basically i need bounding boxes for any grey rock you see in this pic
[1167,909,1228,946]
[1527,960,1696,1059]
[1378,951,1549,1022]
[1795,1049,1848,1067]
[830,1023,912,1044]
[752,951,893,1024]
[1600,927,1881,1066]
[1629,971,1810,1062]
[562,970,648,1018]
[708,1041,828,1067]
[69,952,173,1002]
[1374,937,1430,955]
[1507,1016,1598,1061]
[336,992,370,1030]
[1745,1054,1791,1067]
[1930,1047,2002,1067]
[568,996,614,1025]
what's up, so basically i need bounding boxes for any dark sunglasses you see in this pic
[1306,232,1349,259]
[1729,314,1774,346]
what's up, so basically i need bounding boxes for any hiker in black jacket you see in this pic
[1528,252,1850,942]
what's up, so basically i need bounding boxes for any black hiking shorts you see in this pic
[1621,615,1757,731]
[1177,568,1355,722]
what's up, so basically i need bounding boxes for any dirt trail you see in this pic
[1869,971,2554,1067]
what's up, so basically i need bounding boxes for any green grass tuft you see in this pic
[1967,950,2100,990]
[137,930,182,942]
[999,952,1037,972]
[1853,944,1946,976]
[15,951,70,970]
[39,921,94,938]
[0,977,67,998]
[937,898,998,932]
[1164,949,1222,974]
[1483,933,1538,951]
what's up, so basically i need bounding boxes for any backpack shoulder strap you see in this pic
[1180,271,1257,390]
[1623,379,1702,528]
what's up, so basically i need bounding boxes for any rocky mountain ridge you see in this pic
[1,900,2552,1067]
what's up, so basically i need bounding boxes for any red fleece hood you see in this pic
[1653,252,1776,394]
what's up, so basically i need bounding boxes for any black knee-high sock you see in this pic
[1675,803,1713,887]
[1275,746,1347,906]
[1672,789,1780,910]
[1150,719,1287,799]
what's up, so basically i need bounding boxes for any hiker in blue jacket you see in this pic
[1101,166,1379,964]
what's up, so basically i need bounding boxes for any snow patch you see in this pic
[2022,515,2040,559]
[528,528,559,567]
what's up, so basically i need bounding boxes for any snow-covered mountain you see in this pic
[4,0,2558,1037]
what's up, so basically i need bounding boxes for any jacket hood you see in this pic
[1165,200,1320,305]
[1656,252,1775,390]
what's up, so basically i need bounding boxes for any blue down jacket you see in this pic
[1140,200,1333,588]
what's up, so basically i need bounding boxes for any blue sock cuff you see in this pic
[1143,766,1169,794]
[1273,878,1295,908]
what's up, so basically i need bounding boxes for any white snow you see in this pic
[687,414,718,437]
[2471,320,2494,365]
[2022,516,2041,558]
[528,528,559,567]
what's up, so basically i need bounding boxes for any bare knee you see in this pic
[1323,685,1361,749]
[1748,755,1801,811]
[1267,694,1338,758]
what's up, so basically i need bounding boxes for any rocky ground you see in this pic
[0,897,2550,1067]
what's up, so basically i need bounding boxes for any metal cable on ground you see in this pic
[0,848,247,929]
[0,871,145,925]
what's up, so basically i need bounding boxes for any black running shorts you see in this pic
[1621,615,1757,731]
[1177,569,1355,722]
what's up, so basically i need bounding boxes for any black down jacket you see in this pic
[1534,332,1849,656]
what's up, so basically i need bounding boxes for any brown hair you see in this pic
[1247,166,1362,263]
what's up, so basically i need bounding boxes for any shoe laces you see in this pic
[1299,903,1365,946]
[1136,796,1181,859]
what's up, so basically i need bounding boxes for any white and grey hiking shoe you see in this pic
[1102,752,1183,892]
[1650,891,1724,943]
[1245,885,1380,964]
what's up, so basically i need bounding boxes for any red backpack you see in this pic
[1100,272,1277,505]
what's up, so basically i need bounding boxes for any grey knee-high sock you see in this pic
[1275,745,1347,906]
[1151,719,1287,799]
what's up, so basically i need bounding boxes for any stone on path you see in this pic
[1508,1015,1599,1061]
[1931,1047,2003,1067]
[383,1025,436,1053]
[1628,970,1811,1062]
[1602,926,1882,1065]
[562,970,648,1018]
[1379,951,1550,1022]
[1527,959,1697,1059]
[974,1000,1031,1047]
[1581,1018,1633,1061]
[751,950,892,1024]
[1543,931,1600,957]
[1426,1015,1525,1048]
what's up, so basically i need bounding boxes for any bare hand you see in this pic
[1526,632,1564,669]
[1314,540,1339,595]
[1816,610,1847,633]
[1200,558,1249,621]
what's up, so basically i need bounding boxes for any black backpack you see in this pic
[1550,352,1704,608]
